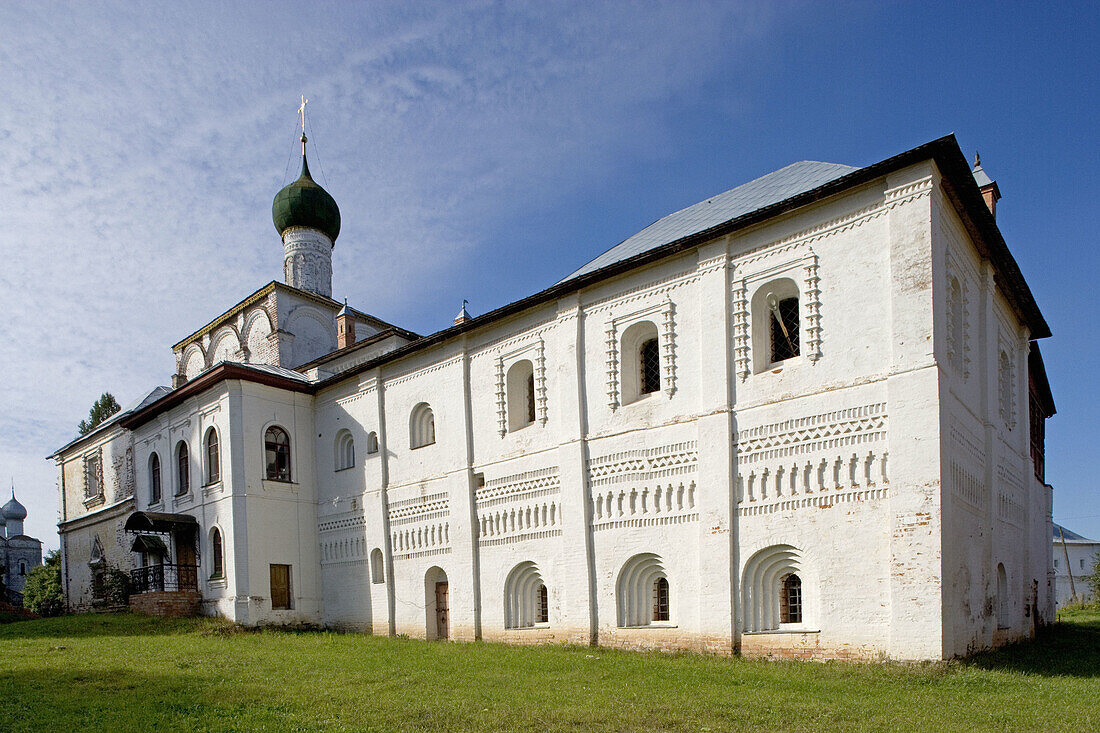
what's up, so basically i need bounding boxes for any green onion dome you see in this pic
[272,135,341,243]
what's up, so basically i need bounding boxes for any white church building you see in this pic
[52,133,1056,660]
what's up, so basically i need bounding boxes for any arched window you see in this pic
[175,441,190,496]
[780,574,802,624]
[640,338,660,394]
[211,527,224,578]
[616,553,669,626]
[507,360,536,432]
[366,431,379,455]
[536,583,548,624]
[505,561,548,628]
[265,426,291,481]
[149,453,161,504]
[334,429,355,471]
[742,544,806,632]
[205,427,220,484]
[410,403,435,449]
[370,548,384,583]
[653,576,670,621]
[19,561,27,576]
[620,320,660,405]
[752,278,800,371]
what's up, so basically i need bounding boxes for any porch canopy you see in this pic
[123,511,198,533]
[130,534,168,554]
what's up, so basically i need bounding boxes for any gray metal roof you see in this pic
[1054,524,1096,542]
[50,385,171,457]
[972,164,994,188]
[561,160,858,283]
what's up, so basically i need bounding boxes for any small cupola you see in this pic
[971,152,1001,220]
[272,133,342,243]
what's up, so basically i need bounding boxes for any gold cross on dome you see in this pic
[298,95,308,134]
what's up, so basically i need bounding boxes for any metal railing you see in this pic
[130,563,199,594]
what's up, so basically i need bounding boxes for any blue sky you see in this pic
[0,1,1096,547]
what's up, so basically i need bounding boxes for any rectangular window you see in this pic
[270,564,292,610]
[84,454,102,498]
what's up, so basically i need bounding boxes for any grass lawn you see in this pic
[0,609,1097,732]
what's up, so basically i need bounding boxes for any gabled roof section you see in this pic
[1054,524,1095,542]
[49,385,171,458]
[172,280,410,351]
[561,161,857,282]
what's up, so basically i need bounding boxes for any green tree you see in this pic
[23,550,65,617]
[77,392,121,435]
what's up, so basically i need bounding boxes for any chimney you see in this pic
[336,299,355,349]
[454,299,471,326]
[971,152,1001,219]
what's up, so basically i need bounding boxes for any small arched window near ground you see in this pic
[366,431,379,455]
[410,403,436,449]
[997,563,1009,629]
[265,426,291,481]
[176,441,190,495]
[742,544,805,632]
[620,320,660,405]
[780,574,802,624]
[334,429,355,471]
[205,427,220,484]
[751,278,800,372]
[616,553,669,626]
[505,561,548,628]
[211,527,224,578]
[149,452,162,504]
[370,548,384,583]
[536,583,549,624]
[652,577,670,621]
[507,360,536,432]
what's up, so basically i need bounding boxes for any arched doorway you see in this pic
[425,566,449,640]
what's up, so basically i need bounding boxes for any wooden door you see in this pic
[270,564,291,610]
[435,582,449,639]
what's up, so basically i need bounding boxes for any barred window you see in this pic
[536,583,549,624]
[84,454,102,499]
[769,295,800,362]
[780,573,802,624]
[652,577,670,622]
[640,338,660,394]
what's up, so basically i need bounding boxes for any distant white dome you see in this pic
[2,493,27,521]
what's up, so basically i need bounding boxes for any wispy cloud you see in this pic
[0,1,771,545]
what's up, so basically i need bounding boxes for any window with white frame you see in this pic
[265,426,292,481]
[175,441,190,496]
[505,561,548,629]
[751,278,800,371]
[410,403,435,449]
[84,452,102,499]
[334,429,355,471]
[366,431,379,455]
[506,359,536,432]
[620,320,660,405]
[616,553,670,627]
[204,427,220,484]
[149,452,162,504]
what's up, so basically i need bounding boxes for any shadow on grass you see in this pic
[0,612,226,641]
[967,616,1100,678]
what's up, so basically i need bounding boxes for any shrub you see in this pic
[23,550,64,617]
[102,567,131,606]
